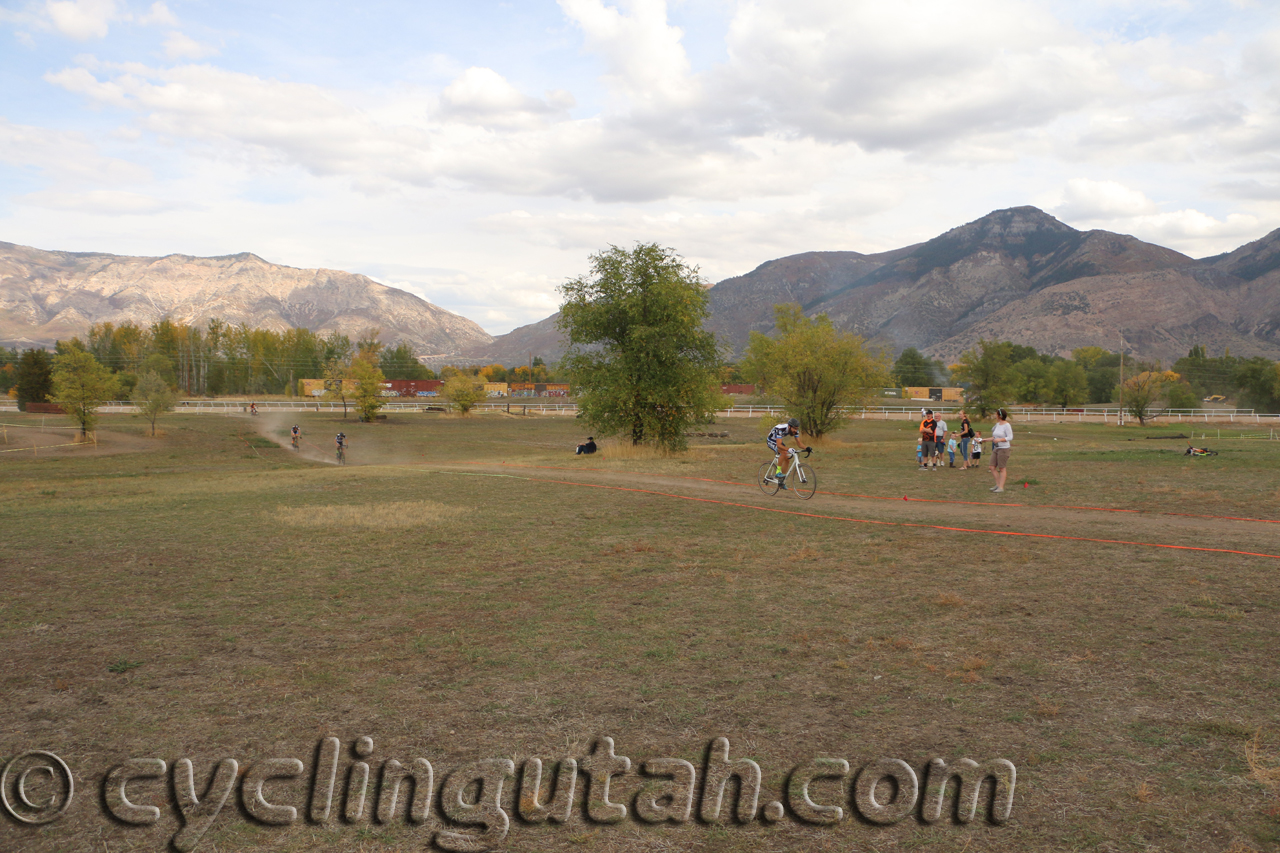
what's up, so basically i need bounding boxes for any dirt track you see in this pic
[442,460,1280,561]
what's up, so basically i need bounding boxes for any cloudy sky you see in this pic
[2,0,1278,334]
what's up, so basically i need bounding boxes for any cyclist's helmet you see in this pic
[787,417,800,429]
[337,432,345,439]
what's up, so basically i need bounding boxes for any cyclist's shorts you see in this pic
[765,436,779,453]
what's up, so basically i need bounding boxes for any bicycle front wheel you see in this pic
[758,461,779,496]
[793,462,817,500]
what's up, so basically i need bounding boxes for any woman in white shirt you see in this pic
[989,408,1013,493]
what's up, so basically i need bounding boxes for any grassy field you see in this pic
[2,409,1279,853]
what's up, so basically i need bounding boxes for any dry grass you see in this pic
[1246,728,1280,817]
[2,411,1279,852]
[273,499,467,528]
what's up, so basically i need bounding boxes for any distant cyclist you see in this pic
[291,424,300,449]
[335,432,346,451]
[765,417,811,490]
[250,402,258,415]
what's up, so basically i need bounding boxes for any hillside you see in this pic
[472,207,1280,366]
[0,242,493,356]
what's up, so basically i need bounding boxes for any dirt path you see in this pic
[440,460,1280,560]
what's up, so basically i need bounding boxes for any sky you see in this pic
[2,0,1279,335]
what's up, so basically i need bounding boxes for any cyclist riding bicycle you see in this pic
[765,417,811,490]
[335,432,346,452]
[291,424,300,441]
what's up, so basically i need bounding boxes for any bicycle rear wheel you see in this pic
[758,461,779,495]
[793,462,817,500]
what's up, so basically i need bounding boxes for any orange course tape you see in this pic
[476,465,1280,561]
[491,462,1280,527]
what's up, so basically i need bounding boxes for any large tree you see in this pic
[348,355,387,423]
[891,347,946,387]
[131,371,179,436]
[51,350,119,438]
[1118,370,1177,426]
[442,374,485,414]
[558,243,721,451]
[14,348,54,411]
[1048,360,1089,409]
[953,340,1015,417]
[743,304,890,438]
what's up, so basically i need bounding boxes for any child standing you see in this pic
[916,438,924,468]
[947,435,958,468]
[970,432,983,467]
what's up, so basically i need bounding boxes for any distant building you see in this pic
[904,386,964,403]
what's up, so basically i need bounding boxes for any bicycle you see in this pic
[291,434,300,451]
[758,447,816,499]
[336,444,346,465]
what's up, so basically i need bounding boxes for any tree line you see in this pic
[892,341,1280,418]
[0,319,437,403]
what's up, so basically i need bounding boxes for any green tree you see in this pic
[1009,359,1053,405]
[132,371,179,436]
[0,347,18,396]
[743,304,889,437]
[51,350,119,438]
[442,373,485,414]
[322,358,351,419]
[1165,381,1199,411]
[1048,360,1088,409]
[379,342,435,380]
[1233,357,1280,413]
[891,347,945,387]
[953,339,1014,417]
[1118,370,1177,426]
[15,349,54,411]
[348,356,387,422]
[558,243,721,451]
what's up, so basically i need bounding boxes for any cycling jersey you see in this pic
[766,422,797,452]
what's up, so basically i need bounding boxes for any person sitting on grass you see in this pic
[576,436,597,455]
[766,417,811,490]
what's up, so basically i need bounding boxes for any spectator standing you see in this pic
[958,411,974,469]
[933,413,948,468]
[947,434,958,467]
[989,409,1013,494]
[919,410,937,470]
[970,432,983,468]
[916,437,924,468]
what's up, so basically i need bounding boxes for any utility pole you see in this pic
[1118,332,1125,427]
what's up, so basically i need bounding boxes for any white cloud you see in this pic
[163,31,218,60]
[558,0,694,110]
[437,67,572,128]
[1054,178,1160,220]
[45,0,120,40]
[19,188,188,214]
[138,1,177,27]
[0,118,149,185]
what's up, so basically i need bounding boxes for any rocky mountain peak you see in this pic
[1208,226,1280,282]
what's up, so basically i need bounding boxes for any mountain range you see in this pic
[0,242,492,355]
[4,206,1279,366]
[471,206,1280,366]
